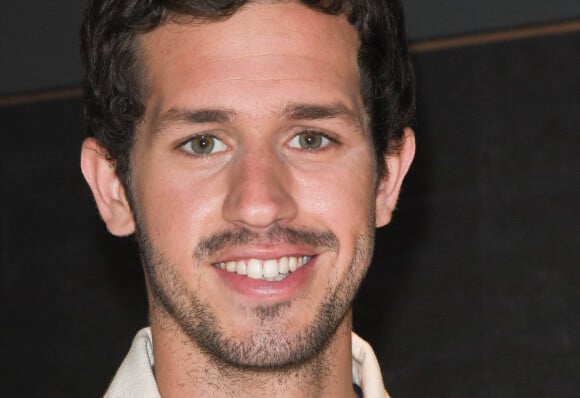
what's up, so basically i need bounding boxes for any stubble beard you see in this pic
[136,221,375,372]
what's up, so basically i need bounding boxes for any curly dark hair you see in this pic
[81,0,415,185]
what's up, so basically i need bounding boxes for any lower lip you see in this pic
[214,257,316,303]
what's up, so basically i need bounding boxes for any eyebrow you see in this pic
[280,102,364,131]
[153,108,235,134]
[153,102,364,135]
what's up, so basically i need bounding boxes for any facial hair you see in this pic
[136,222,375,370]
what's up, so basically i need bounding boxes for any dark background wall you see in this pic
[2,0,580,96]
[1,2,579,397]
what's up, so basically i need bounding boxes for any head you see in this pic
[81,0,415,186]
[80,0,415,372]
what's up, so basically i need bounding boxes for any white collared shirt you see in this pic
[105,327,390,398]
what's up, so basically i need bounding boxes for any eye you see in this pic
[181,135,228,155]
[288,131,331,150]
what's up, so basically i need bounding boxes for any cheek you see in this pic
[296,149,377,234]
[131,162,225,262]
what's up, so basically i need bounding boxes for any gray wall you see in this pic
[1,0,580,96]
[405,0,580,40]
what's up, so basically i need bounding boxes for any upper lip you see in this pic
[210,244,319,264]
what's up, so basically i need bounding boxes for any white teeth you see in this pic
[263,259,279,278]
[236,261,247,275]
[289,257,297,272]
[247,259,262,279]
[278,257,289,274]
[214,255,311,281]
[226,261,237,272]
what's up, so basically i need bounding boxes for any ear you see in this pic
[375,128,416,227]
[80,138,136,236]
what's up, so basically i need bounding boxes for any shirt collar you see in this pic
[105,327,390,398]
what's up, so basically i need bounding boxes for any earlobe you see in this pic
[80,138,136,236]
[375,128,416,227]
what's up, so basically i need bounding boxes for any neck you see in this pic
[150,308,357,398]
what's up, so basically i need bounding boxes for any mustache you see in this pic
[194,224,338,262]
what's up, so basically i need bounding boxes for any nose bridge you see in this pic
[238,145,278,189]
[223,142,296,228]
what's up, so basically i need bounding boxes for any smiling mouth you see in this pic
[213,255,312,282]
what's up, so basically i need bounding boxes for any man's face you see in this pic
[127,2,386,368]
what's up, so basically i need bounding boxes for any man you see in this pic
[80,0,415,396]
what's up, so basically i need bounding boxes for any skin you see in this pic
[81,2,415,397]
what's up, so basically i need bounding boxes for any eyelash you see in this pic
[288,130,338,151]
[176,130,338,158]
[178,134,228,157]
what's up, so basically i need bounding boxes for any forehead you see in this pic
[138,2,362,121]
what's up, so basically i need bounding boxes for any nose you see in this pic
[222,146,297,229]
